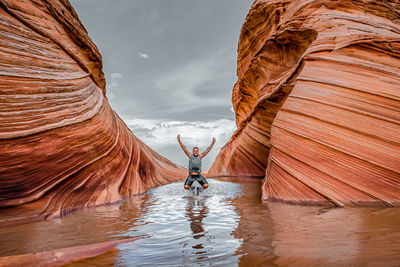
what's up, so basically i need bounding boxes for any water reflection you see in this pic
[216,177,400,266]
[185,196,208,242]
[116,179,242,266]
[0,193,149,257]
[218,177,276,266]
[267,203,400,266]
[0,178,399,266]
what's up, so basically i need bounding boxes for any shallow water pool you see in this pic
[0,178,399,266]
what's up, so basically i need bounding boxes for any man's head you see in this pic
[192,147,199,156]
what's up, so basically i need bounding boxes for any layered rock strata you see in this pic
[209,0,400,206]
[0,0,185,224]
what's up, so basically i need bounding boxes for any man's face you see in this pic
[193,148,199,156]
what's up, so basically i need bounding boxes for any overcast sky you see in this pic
[70,0,253,168]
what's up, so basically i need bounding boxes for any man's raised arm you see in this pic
[201,137,216,158]
[177,134,191,158]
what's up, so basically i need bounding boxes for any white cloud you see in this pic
[138,53,150,59]
[110,73,123,79]
[123,117,236,168]
[107,91,115,100]
[107,72,123,97]
[125,118,235,146]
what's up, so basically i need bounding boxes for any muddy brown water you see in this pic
[0,178,399,266]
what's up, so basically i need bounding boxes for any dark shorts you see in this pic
[184,174,208,187]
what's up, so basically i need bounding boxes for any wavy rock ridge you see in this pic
[209,0,400,206]
[0,0,185,225]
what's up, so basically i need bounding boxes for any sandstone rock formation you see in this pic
[209,0,400,206]
[0,0,185,225]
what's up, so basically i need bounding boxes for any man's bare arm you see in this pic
[177,134,191,158]
[201,137,216,158]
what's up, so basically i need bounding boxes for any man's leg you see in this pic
[184,175,194,190]
[198,175,209,189]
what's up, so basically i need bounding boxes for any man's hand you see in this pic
[201,137,216,158]
[177,134,191,158]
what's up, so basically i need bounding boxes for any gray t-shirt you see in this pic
[189,154,202,173]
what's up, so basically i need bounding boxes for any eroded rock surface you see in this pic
[0,0,185,224]
[209,0,400,206]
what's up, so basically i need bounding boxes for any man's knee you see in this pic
[184,185,190,190]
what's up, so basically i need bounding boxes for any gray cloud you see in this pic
[70,0,252,168]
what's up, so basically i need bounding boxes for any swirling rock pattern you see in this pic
[209,0,400,206]
[0,0,185,224]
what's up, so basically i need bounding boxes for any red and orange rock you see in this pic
[209,0,400,206]
[1,0,399,226]
[0,0,185,225]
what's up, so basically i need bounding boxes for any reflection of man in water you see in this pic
[177,135,215,190]
[186,197,208,241]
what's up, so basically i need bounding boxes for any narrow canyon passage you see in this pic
[0,1,399,265]
[1,178,399,266]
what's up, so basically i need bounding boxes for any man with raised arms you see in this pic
[177,134,216,190]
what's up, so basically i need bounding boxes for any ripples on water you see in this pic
[0,178,399,266]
